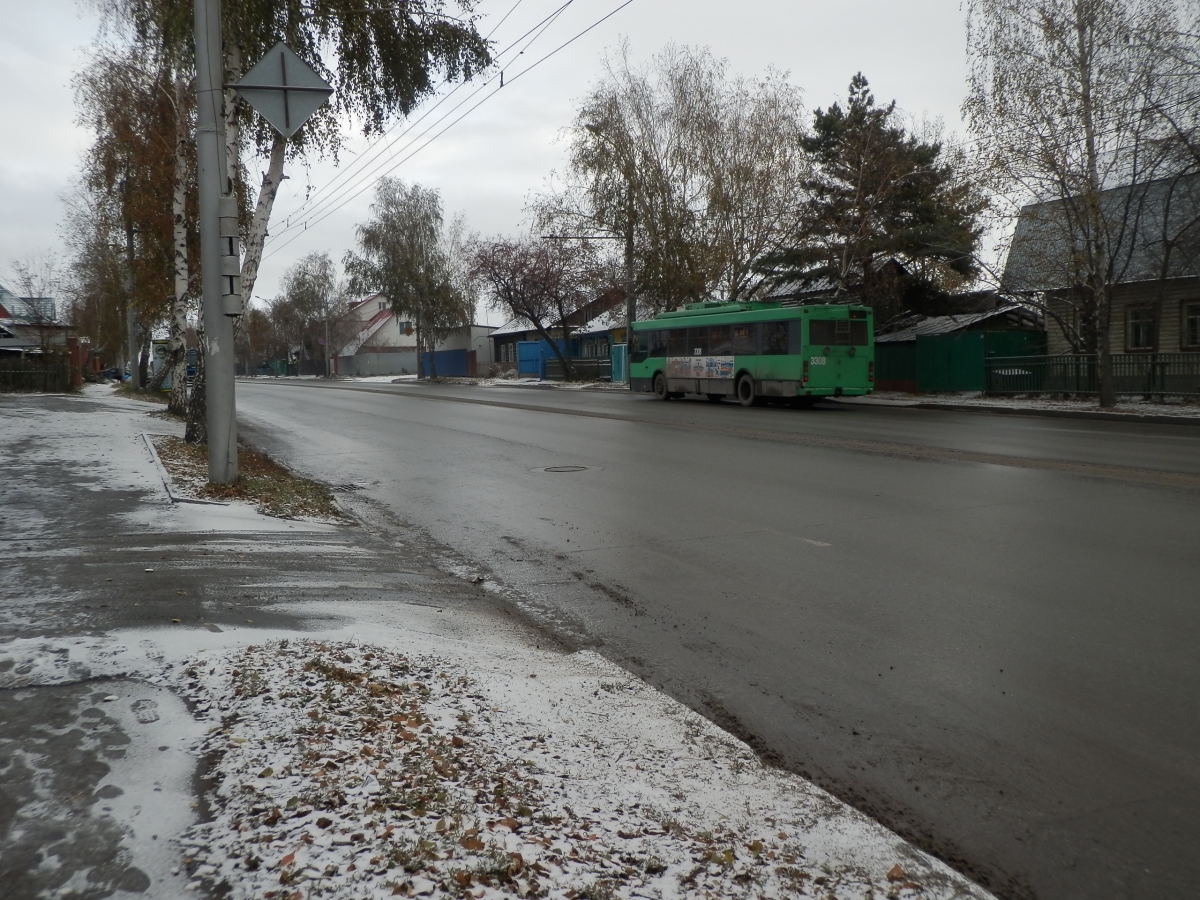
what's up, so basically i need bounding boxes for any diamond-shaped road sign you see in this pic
[235,42,333,139]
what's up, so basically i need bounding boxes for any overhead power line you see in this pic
[261,0,634,263]
[267,0,576,243]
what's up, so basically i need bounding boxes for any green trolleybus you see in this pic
[629,301,874,405]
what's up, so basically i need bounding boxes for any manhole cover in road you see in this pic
[542,465,588,473]
[331,481,372,493]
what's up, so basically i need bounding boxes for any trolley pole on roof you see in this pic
[194,0,241,484]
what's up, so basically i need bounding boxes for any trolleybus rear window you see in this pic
[810,319,868,346]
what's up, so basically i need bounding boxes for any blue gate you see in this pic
[517,341,542,377]
[610,343,628,384]
[422,349,469,377]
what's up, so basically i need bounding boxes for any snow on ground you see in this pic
[287,375,629,392]
[3,610,994,900]
[848,391,1200,418]
[171,633,989,900]
[0,384,342,536]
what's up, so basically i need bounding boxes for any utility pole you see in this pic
[324,311,331,377]
[194,0,242,484]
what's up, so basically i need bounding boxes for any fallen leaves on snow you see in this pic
[170,640,934,899]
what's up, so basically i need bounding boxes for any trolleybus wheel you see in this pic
[736,374,757,407]
[653,372,670,401]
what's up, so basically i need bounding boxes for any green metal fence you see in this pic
[0,358,71,393]
[986,353,1200,397]
[877,331,1046,393]
[543,357,612,381]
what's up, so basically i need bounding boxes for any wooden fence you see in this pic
[0,358,72,393]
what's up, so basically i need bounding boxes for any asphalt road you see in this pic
[236,380,1200,900]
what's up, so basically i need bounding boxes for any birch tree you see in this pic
[965,0,1200,406]
[164,71,193,413]
[533,43,810,313]
[98,0,491,308]
[8,253,65,355]
[62,189,128,365]
[73,47,188,391]
[279,251,338,375]
[343,179,473,379]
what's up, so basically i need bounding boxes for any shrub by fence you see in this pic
[0,357,71,393]
[986,353,1200,397]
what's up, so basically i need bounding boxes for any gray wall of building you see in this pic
[338,351,418,377]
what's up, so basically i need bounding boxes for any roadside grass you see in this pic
[150,434,349,521]
[115,384,169,404]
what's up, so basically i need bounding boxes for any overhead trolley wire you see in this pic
[262,0,634,262]
[267,0,574,243]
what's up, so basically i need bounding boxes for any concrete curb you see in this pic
[140,432,231,505]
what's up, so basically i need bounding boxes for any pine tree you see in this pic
[765,75,984,324]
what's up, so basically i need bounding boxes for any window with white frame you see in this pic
[1184,301,1200,350]
[1127,306,1155,351]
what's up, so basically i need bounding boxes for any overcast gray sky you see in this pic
[0,0,969,319]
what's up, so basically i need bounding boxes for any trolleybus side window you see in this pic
[709,324,732,355]
[687,327,709,356]
[649,330,668,357]
[762,321,789,355]
[631,331,649,364]
[731,323,757,355]
[668,329,690,357]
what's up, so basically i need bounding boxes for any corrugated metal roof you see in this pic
[575,308,624,335]
[0,292,57,323]
[490,318,534,338]
[761,275,841,301]
[875,305,1041,342]
[491,310,625,339]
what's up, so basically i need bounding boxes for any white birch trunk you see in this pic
[240,135,287,304]
[167,73,191,415]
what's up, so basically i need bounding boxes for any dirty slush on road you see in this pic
[0,386,992,900]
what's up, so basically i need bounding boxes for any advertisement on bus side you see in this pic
[666,356,735,379]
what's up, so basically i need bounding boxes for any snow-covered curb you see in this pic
[164,637,987,900]
[3,622,992,900]
[254,375,631,392]
[848,391,1200,419]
